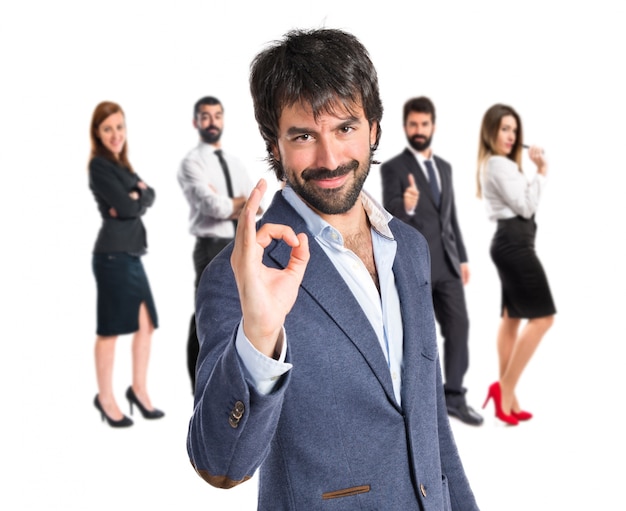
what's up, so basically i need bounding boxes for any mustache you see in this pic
[203,125,219,132]
[412,135,427,142]
[301,160,359,181]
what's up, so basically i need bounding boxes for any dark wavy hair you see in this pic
[194,96,222,118]
[403,96,436,124]
[249,28,384,180]
[89,101,133,172]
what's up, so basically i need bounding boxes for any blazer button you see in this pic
[233,401,244,417]
[420,484,426,497]
[228,401,245,428]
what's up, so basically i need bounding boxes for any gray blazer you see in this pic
[187,191,479,511]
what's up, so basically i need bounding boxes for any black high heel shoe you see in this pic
[94,395,133,428]
[126,386,165,419]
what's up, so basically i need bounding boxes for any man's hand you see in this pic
[460,263,470,286]
[230,179,310,358]
[404,173,419,213]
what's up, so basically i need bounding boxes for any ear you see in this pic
[271,144,281,162]
[369,121,379,146]
[192,118,198,130]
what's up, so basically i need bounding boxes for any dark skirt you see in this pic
[92,252,159,336]
[490,216,556,319]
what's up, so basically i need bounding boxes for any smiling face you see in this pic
[272,101,378,217]
[97,111,126,158]
[494,114,518,156]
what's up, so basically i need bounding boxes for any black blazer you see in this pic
[381,148,467,279]
[89,156,155,254]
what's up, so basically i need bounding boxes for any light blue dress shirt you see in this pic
[236,185,405,404]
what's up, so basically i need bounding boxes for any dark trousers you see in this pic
[431,261,470,402]
[187,236,233,393]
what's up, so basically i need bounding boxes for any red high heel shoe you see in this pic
[482,382,518,426]
[511,410,533,421]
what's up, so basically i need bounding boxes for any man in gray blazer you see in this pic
[381,97,483,426]
[187,29,479,510]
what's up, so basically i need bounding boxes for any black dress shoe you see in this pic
[447,402,484,426]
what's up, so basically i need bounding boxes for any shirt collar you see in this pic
[407,145,434,166]
[198,140,220,152]
[282,185,394,243]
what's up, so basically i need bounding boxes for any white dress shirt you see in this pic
[480,155,546,221]
[177,141,254,238]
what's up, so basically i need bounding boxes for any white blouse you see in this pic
[480,155,547,221]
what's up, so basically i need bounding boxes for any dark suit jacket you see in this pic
[381,149,467,279]
[187,191,478,510]
[89,156,155,253]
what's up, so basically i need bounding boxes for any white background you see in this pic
[2,1,625,509]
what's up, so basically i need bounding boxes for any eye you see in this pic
[293,133,312,142]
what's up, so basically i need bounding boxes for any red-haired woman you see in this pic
[476,103,556,426]
[88,101,164,427]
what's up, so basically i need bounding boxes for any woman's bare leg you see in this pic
[95,335,124,419]
[500,312,554,413]
[130,302,156,409]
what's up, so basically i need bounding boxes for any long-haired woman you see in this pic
[476,103,556,426]
[88,101,164,427]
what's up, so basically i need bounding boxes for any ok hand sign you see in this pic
[230,179,310,359]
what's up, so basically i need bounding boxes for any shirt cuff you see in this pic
[235,322,292,395]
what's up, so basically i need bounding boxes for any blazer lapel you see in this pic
[389,221,438,413]
[433,155,449,209]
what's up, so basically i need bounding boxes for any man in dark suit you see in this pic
[381,96,483,426]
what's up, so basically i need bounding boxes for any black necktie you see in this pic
[424,159,440,208]
[215,149,237,231]
[215,149,234,198]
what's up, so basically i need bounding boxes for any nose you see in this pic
[313,136,341,170]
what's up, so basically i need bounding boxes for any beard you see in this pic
[285,157,370,215]
[407,133,432,152]
[198,125,222,144]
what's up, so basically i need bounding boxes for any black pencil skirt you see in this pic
[490,216,556,319]
[92,252,159,336]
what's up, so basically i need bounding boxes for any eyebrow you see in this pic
[284,115,362,136]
